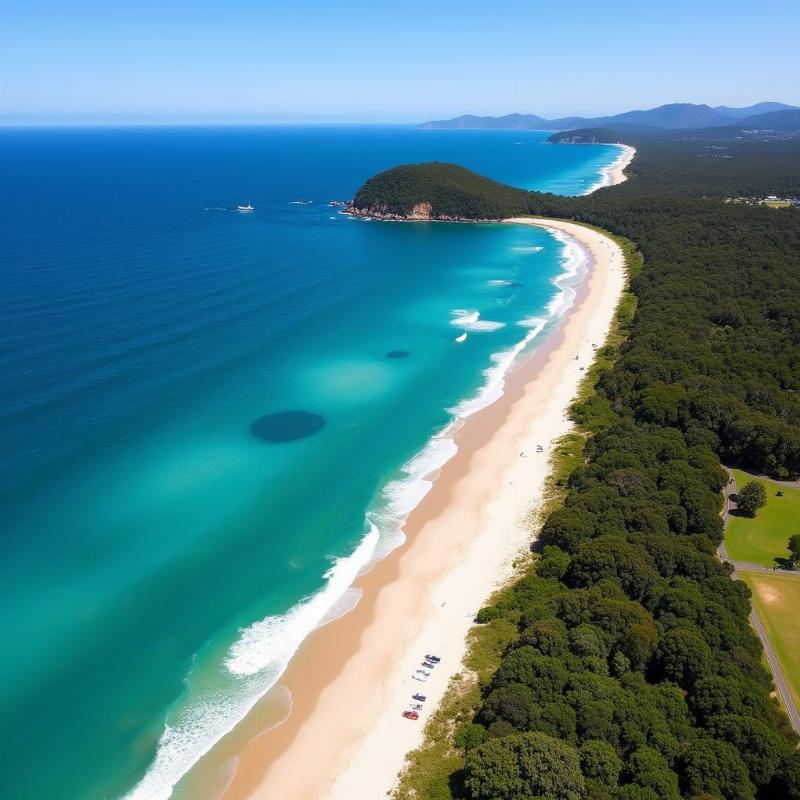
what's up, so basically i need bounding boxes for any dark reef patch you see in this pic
[386,350,410,359]
[250,411,325,443]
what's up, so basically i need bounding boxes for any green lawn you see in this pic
[741,571,800,711]
[725,469,800,566]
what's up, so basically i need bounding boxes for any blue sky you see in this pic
[2,0,799,124]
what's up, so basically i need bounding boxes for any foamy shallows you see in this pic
[123,527,380,800]
[584,143,627,194]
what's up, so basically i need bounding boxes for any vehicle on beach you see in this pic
[402,711,419,720]
[237,202,255,211]
[416,669,431,676]
[411,703,423,710]
[412,693,426,701]
[425,654,441,663]
[412,674,428,682]
[422,660,436,669]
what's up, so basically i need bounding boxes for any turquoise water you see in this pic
[0,126,620,799]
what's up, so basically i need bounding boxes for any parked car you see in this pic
[425,654,441,663]
[412,693,427,701]
[402,710,419,720]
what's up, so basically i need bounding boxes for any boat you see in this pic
[237,201,255,212]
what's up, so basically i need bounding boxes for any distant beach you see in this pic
[217,216,627,800]
[585,143,636,193]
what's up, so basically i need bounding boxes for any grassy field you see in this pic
[725,469,800,566]
[741,571,800,710]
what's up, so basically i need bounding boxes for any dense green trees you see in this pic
[789,533,800,565]
[737,481,768,517]
[464,732,585,800]
[351,162,532,220]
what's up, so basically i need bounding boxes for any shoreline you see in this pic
[212,217,627,800]
[585,143,636,193]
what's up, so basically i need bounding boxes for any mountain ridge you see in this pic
[420,101,799,131]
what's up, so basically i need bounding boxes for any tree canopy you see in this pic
[737,481,768,518]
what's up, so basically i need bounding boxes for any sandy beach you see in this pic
[589,143,636,192]
[608,144,636,186]
[215,216,627,800]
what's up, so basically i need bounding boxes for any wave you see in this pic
[450,309,506,332]
[584,144,626,195]
[449,231,587,421]
[121,226,589,800]
[367,434,459,561]
[545,230,587,318]
[122,527,379,800]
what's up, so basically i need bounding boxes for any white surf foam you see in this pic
[584,144,627,195]
[545,230,587,318]
[226,527,379,675]
[450,309,506,332]
[121,527,379,800]
[448,230,587,421]
[367,434,459,561]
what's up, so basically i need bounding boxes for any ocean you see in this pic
[0,125,621,799]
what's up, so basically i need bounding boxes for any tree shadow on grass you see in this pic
[448,767,468,799]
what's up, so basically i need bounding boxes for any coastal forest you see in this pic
[352,133,800,798]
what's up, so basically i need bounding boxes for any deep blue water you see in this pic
[0,125,620,799]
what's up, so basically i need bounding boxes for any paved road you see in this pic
[717,467,800,733]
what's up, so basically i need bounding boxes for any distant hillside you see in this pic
[714,101,796,120]
[420,101,799,132]
[547,127,631,145]
[738,108,800,130]
[420,113,587,131]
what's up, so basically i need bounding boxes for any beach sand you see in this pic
[216,217,627,800]
[608,144,636,186]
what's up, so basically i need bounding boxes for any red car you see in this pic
[402,710,419,720]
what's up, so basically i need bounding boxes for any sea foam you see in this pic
[584,143,627,195]
[122,528,379,800]
[450,309,506,332]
